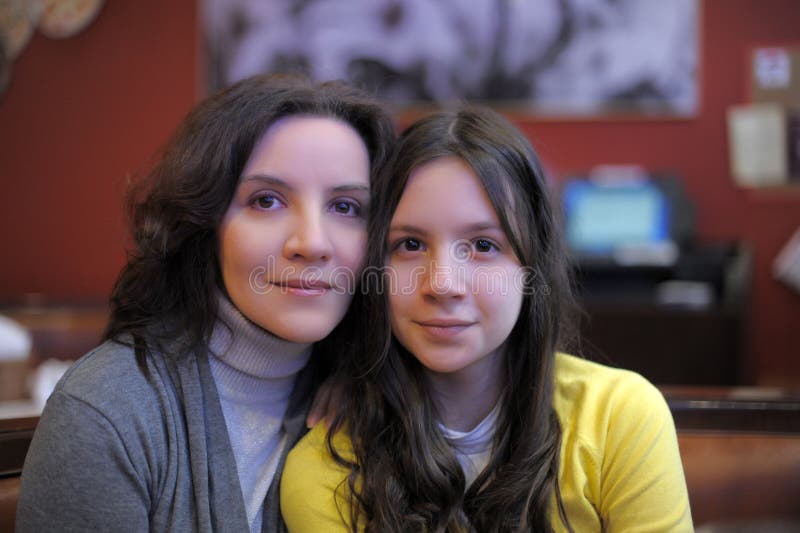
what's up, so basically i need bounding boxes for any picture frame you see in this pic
[202,0,699,118]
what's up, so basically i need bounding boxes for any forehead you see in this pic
[242,115,370,185]
[391,156,500,228]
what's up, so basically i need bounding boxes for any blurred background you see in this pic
[1,0,798,388]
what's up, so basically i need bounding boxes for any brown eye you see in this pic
[255,194,279,209]
[331,200,360,216]
[403,239,421,251]
[474,239,496,253]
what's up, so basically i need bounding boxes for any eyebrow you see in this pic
[331,184,370,194]
[240,174,369,194]
[240,174,293,191]
[389,222,502,235]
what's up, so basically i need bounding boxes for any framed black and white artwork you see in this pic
[202,0,699,117]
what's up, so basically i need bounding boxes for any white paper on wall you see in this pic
[773,226,800,295]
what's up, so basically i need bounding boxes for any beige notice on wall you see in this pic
[727,103,789,187]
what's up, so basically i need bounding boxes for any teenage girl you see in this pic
[281,106,692,532]
[17,74,395,533]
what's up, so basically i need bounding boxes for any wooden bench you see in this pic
[665,386,800,529]
[1,388,799,529]
[0,416,37,532]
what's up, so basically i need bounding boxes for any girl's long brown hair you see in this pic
[331,106,578,532]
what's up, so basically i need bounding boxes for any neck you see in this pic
[425,350,505,432]
[209,290,313,382]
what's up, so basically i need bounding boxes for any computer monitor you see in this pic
[562,179,671,259]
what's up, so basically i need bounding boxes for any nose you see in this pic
[282,208,333,263]
[421,248,467,301]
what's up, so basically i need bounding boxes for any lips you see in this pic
[279,279,332,290]
[271,278,332,295]
[416,318,474,328]
[414,318,476,339]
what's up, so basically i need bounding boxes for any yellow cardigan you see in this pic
[281,354,693,532]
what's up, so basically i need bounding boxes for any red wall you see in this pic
[0,0,798,384]
[0,0,198,300]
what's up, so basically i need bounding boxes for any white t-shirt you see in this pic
[439,401,501,487]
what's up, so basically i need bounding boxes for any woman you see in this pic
[281,106,692,532]
[16,73,395,532]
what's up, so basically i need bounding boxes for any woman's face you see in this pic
[219,115,370,343]
[386,156,525,382]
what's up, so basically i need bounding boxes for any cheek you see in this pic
[387,289,403,320]
[387,294,410,348]
[334,225,368,270]
[386,261,422,297]
[218,220,246,276]
[386,277,414,327]
[220,221,270,273]
[474,267,525,319]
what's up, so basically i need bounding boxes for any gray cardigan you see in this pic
[16,338,313,532]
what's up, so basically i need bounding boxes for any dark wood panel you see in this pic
[582,304,744,385]
[0,417,39,477]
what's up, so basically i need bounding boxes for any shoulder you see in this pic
[553,354,693,531]
[284,423,354,483]
[58,339,145,387]
[44,339,179,438]
[554,353,666,416]
[55,340,161,402]
[282,423,355,532]
[553,353,671,445]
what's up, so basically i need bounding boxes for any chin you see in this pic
[414,346,487,376]
[266,318,342,344]
[280,330,331,344]
[238,300,345,343]
[423,362,469,375]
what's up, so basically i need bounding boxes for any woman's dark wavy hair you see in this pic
[104,73,395,365]
[331,106,578,532]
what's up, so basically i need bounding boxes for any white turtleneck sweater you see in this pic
[208,293,312,533]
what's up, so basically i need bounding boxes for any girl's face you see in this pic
[219,115,370,343]
[386,156,525,382]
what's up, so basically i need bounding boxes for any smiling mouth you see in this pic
[415,319,476,338]
[271,279,332,295]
